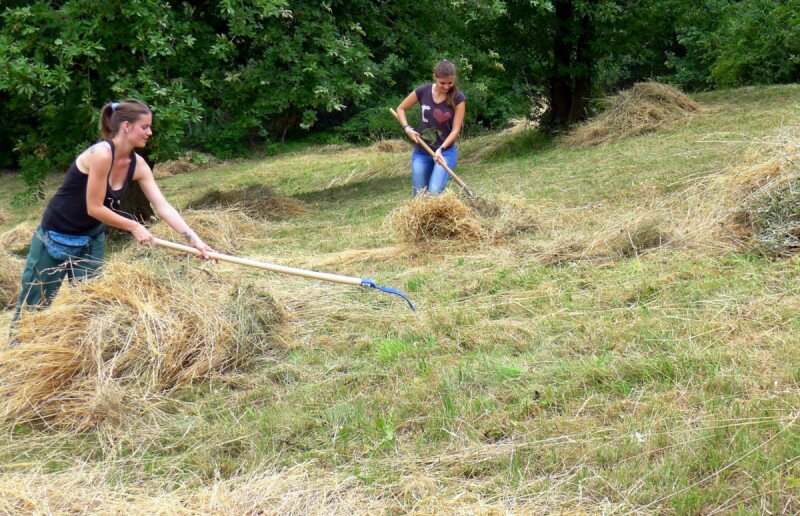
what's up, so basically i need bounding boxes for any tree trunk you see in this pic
[548,0,595,128]
[568,4,594,123]
[549,0,575,128]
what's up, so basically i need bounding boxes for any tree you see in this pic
[454,0,688,128]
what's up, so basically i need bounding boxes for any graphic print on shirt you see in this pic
[432,108,452,123]
[420,127,443,147]
[421,104,431,123]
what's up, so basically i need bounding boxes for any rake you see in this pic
[153,238,416,313]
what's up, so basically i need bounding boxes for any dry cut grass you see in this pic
[188,184,309,221]
[0,261,283,431]
[565,82,703,147]
[147,208,265,254]
[387,192,537,245]
[369,139,408,153]
[0,252,23,309]
[0,221,37,255]
[153,151,218,179]
[540,126,800,262]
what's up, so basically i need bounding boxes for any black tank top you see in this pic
[41,141,137,234]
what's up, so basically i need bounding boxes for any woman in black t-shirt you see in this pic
[12,99,211,327]
[395,59,466,196]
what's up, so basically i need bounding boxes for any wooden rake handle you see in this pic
[152,238,362,286]
[389,108,477,198]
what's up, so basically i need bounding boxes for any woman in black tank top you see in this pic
[11,99,212,334]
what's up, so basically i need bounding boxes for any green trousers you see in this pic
[12,225,106,325]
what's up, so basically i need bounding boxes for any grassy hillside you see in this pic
[1,84,800,513]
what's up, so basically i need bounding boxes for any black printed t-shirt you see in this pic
[413,83,466,151]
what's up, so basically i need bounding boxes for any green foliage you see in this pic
[1,0,798,181]
[710,0,800,87]
[664,0,800,89]
[12,153,49,206]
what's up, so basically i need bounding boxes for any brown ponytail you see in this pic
[433,59,459,110]
[100,99,151,139]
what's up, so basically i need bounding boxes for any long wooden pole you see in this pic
[389,108,477,198]
[153,238,362,286]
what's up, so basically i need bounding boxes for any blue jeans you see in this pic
[411,146,458,197]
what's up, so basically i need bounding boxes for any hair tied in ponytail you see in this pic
[111,101,119,111]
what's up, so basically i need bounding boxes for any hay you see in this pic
[0,253,23,309]
[461,118,537,164]
[538,127,800,263]
[388,193,537,245]
[188,184,309,221]
[369,139,408,153]
[565,82,703,147]
[539,212,671,264]
[388,193,487,243]
[0,221,37,255]
[148,209,264,254]
[0,261,283,430]
[153,151,218,180]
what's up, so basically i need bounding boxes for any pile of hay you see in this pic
[147,209,264,254]
[388,193,537,245]
[153,151,218,180]
[565,82,703,147]
[711,132,800,256]
[389,193,487,243]
[0,261,283,430]
[0,253,23,309]
[370,139,408,153]
[189,184,309,221]
[0,221,36,255]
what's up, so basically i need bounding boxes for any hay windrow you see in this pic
[0,261,283,430]
[148,209,264,254]
[565,82,703,147]
[538,212,671,264]
[188,184,309,221]
[0,221,37,255]
[538,127,800,263]
[0,253,23,309]
[388,193,537,245]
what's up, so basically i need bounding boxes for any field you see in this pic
[1,84,799,513]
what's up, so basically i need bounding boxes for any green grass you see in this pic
[2,84,800,512]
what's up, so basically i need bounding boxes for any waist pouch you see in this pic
[43,229,93,261]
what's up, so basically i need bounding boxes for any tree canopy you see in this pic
[1,0,798,187]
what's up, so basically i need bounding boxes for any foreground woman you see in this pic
[395,59,466,196]
[12,99,211,326]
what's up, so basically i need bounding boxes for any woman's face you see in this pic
[435,76,455,93]
[124,114,153,148]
